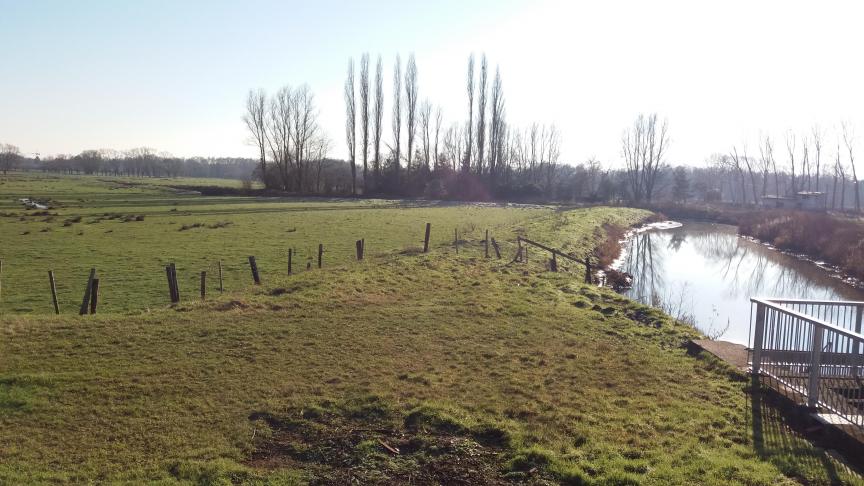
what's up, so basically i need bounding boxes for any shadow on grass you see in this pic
[747,388,852,484]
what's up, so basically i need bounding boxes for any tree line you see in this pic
[0,145,265,182]
[246,52,565,200]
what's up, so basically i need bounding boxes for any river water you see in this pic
[613,222,864,345]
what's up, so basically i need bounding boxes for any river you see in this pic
[613,222,864,345]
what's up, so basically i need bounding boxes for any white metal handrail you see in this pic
[750,297,864,432]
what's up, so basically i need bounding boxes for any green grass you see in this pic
[1,173,638,315]
[0,174,860,484]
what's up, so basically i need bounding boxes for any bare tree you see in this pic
[345,58,356,195]
[759,135,779,197]
[372,55,384,185]
[541,125,561,194]
[433,107,443,170]
[621,114,669,203]
[834,142,847,211]
[812,126,823,194]
[476,54,488,174]
[419,100,432,172]
[464,54,475,173]
[729,146,748,205]
[785,132,797,195]
[0,143,22,174]
[243,89,269,186]
[488,66,505,182]
[405,54,418,173]
[392,55,403,179]
[266,86,293,190]
[359,53,370,192]
[843,122,860,212]
[292,85,319,192]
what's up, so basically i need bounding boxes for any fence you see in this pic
[750,297,864,432]
[0,225,593,315]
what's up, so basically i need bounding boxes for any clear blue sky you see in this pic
[3,0,864,166]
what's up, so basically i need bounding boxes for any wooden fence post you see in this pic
[166,265,175,303]
[89,278,99,314]
[550,253,558,272]
[584,259,592,284]
[485,230,490,258]
[170,263,180,303]
[200,271,206,300]
[248,256,261,284]
[0,259,3,303]
[318,244,324,268]
[288,249,293,275]
[423,223,431,253]
[218,260,224,292]
[491,238,502,259]
[454,229,459,254]
[79,268,96,315]
[356,240,363,260]
[48,270,60,314]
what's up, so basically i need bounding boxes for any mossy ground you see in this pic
[0,174,860,484]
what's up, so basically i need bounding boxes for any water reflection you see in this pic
[615,223,864,345]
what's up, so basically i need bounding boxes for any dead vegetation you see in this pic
[738,210,864,280]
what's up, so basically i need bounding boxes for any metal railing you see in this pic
[750,298,864,432]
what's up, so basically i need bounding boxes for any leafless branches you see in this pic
[464,54,475,173]
[345,58,356,195]
[405,54,418,172]
[359,53,370,192]
[372,55,384,183]
[243,89,268,183]
[621,114,669,203]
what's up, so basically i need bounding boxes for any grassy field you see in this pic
[1,173,616,315]
[0,174,861,485]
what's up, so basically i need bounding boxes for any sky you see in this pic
[3,0,864,167]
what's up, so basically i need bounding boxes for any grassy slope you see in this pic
[0,174,860,485]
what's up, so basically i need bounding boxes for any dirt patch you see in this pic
[246,402,516,485]
[214,300,250,311]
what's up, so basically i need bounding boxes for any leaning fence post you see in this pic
[200,271,206,300]
[751,302,766,379]
[248,256,261,284]
[79,268,96,315]
[89,278,99,314]
[491,238,501,259]
[48,270,60,314]
[170,263,180,303]
[317,244,323,268]
[485,230,490,258]
[807,324,824,408]
[423,223,431,253]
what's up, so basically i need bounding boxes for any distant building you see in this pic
[761,191,825,210]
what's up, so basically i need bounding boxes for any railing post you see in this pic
[807,325,824,409]
[854,305,863,379]
[751,302,766,377]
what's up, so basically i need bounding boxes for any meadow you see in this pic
[0,174,616,315]
[0,174,860,485]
